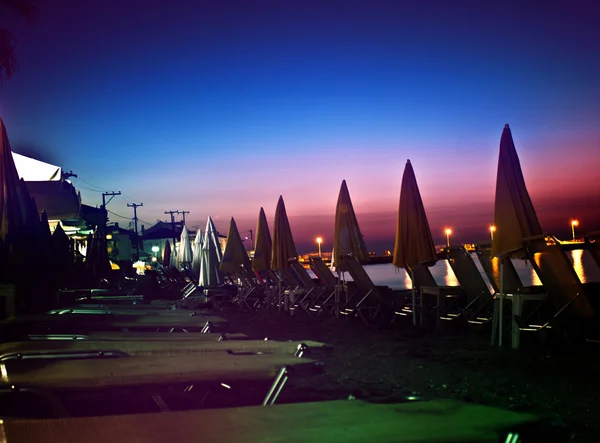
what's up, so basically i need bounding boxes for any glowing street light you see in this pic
[316,237,323,257]
[571,220,579,241]
[489,225,496,241]
[444,228,452,248]
[151,245,159,259]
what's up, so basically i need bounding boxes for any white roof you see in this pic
[12,152,62,181]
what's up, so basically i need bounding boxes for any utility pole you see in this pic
[127,202,143,260]
[164,210,180,249]
[180,210,190,225]
[101,191,121,229]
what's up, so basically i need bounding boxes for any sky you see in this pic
[1,0,599,253]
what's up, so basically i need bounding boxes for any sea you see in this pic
[307,250,600,291]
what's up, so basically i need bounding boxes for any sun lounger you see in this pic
[0,312,227,338]
[307,257,340,315]
[1,353,324,411]
[339,255,411,327]
[444,246,494,325]
[516,235,595,348]
[0,339,333,359]
[24,332,249,341]
[287,259,327,314]
[475,242,546,348]
[412,264,464,331]
[585,231,600,269]
[0,398,560,443]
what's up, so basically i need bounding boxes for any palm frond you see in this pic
[0,0,37,22]
[0,29,19,84]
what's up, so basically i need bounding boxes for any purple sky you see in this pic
[2,0,599,253]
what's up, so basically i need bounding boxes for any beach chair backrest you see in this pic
[309,257,338,289]
[446,246,492,302]
[586,231,600,269]
[289,260,317,288]
[524,235,593,317]
[475,242,523,294]
[408,265,437,289]
[340,255,376,291]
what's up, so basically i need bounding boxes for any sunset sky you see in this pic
[2,0,599,253]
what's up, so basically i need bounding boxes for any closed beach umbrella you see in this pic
[271,196,297,270]
[170,243,179,268]
[199,217,222,287]
[191,230,203,276]
[0,119,37,272]
[271,196,297,311]
[162,239,172,267]
[252,207,272,273]
[220,217,251,274]
[39,210,53,264]
[491,124,592,335]
[177,225,193,267]
[86,228,111,284]
[491,124,543,259]
[53,222,74,285]
[393,159,437,325]
[332,179,369,269]
[393,160,437,270]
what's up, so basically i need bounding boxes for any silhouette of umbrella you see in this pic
[86,228,111,285]
[0,118,38,273]
[271,196,297,311]
[492,124,543,259]
[162,239,172,268]
[491,124,592,339]
[252,207,272,274]
[52,222,73,286]
[191,229,203,276]
[393,160,437,325]
[220,217,251,275]
[333,180,369,268]
[199,217,223,287]
[332,180,369,313]
[177,226,193,267]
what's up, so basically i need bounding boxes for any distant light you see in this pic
[151,245,159,253]
[444,228,452,236]
[571,220,579,227]
[316,237,323,244]
[489,225,496,233]
[106,234,113,240]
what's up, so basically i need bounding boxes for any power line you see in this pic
[107,210,130,220]
[72,177,109,192]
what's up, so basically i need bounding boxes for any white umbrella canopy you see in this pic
[199,217,223,287]
[177,225,193,266]
[170,244,179,268]
[191,229,203,276]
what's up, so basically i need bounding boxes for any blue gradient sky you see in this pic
[2,0,599,253]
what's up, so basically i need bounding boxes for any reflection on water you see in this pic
[307,249,600,291]
[572,249,585,283]
[443,259,459,286]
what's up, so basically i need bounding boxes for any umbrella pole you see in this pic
[278,270,282,313]
[412,269,417,326]
[499,261,504,347]
[335,270,341,318]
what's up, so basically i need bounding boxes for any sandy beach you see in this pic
[222,307,599,442]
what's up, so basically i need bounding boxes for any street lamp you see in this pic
[316,237,323,257]
[489,225,496,241]
[445,228,452,248]
[571,220,579,241]
[151,245,159,258]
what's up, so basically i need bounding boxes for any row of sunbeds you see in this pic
[0,255,574,441]
[228,233,600,350]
